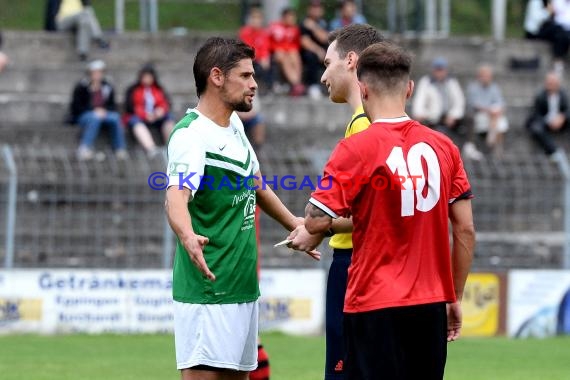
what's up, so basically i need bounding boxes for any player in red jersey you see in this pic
[303,41,476,379]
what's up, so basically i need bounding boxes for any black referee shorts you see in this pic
[325,248,352,380]
[344,302,448,380]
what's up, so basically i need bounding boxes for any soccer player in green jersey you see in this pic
[165,37,319,380]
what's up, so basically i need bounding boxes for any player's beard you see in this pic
[221,85,254,112]
[231,97,253,112]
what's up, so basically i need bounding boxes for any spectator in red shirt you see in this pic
[269,8,305,96]
[301,41,475,379]
[124,64,174,157]
[239,6,274,94]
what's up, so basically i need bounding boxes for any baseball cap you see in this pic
[431,57,448,69]
[88,59,106,71]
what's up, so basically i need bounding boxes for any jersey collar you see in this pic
[372,115,411,123]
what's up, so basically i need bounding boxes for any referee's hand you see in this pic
[183,234,215,281]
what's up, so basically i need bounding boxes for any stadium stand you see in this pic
[0,30,569,269]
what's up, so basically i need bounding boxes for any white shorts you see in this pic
[174,300,259,371]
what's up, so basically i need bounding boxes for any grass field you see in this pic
[0,333,569,379]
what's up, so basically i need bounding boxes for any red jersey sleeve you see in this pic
[449,144,473,203]
[310,139,367,218]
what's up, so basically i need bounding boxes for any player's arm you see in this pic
[447,198,475,341]
[254,171,321,260]
[254,171,300,231]
[165,127,214,280]
[304,202,333,234]
[331,217,353,233]
[165,187,214,281]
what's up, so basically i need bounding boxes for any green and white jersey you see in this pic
[167,109,260,304]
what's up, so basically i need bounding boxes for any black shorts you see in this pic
[344,302,448,380]
[325,248,352,379]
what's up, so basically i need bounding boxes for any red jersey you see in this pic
[310,116,472,313]
[268,21,300,52]
[239,25,271,62]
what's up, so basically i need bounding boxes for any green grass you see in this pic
[0,333,569,379]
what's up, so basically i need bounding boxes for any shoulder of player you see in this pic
[168,111,204,144]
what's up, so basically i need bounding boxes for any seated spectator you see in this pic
[412,57,482,160]
[412,57,465,132]
[0,31,8,74]
[123,64,174,158]
[525,0,569,75]
[466,64,509,155]
[69,60,127,160]
[49,0,109,61]
[239,6,274,94]
[553,0,570,33]
[329,0,367,31]
[526,71,570,158]
[269,8,305,96]
[300,0,329,99]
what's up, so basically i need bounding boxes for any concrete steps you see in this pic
[0,30,232,68]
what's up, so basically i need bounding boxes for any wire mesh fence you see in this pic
[0,142,568,270]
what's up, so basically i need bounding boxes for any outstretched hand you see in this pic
[182,233,215,281]
[446,301,462,342]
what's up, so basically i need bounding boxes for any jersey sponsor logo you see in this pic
[232,190,251,207]
[218,143,227,151]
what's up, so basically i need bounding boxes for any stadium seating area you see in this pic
[0,30,569,270]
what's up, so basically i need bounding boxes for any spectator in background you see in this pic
[0,31,8,74]
[552,0,570,33]
[124,64,174,158]
[239,6,274,95]
[525,0,569,76]
[237,95,266,153]
[329,0,367,31]
[526,71,570,159]
[300,0,329,99]
[48,0,109,61]
[69,60,127,161]
[466,64,509,156]
[412,57,465,133]
[269,8,306,96]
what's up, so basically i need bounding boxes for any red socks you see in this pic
[249,344,270,380]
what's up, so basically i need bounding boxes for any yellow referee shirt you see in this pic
[329,105,370,249]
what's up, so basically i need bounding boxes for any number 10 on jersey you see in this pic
[386,142,441,217]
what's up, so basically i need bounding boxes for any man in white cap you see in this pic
[69,59,127,160]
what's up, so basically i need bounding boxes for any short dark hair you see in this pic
[357,41,412,94]
[193,37,255,97]
[328,24,384,58]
